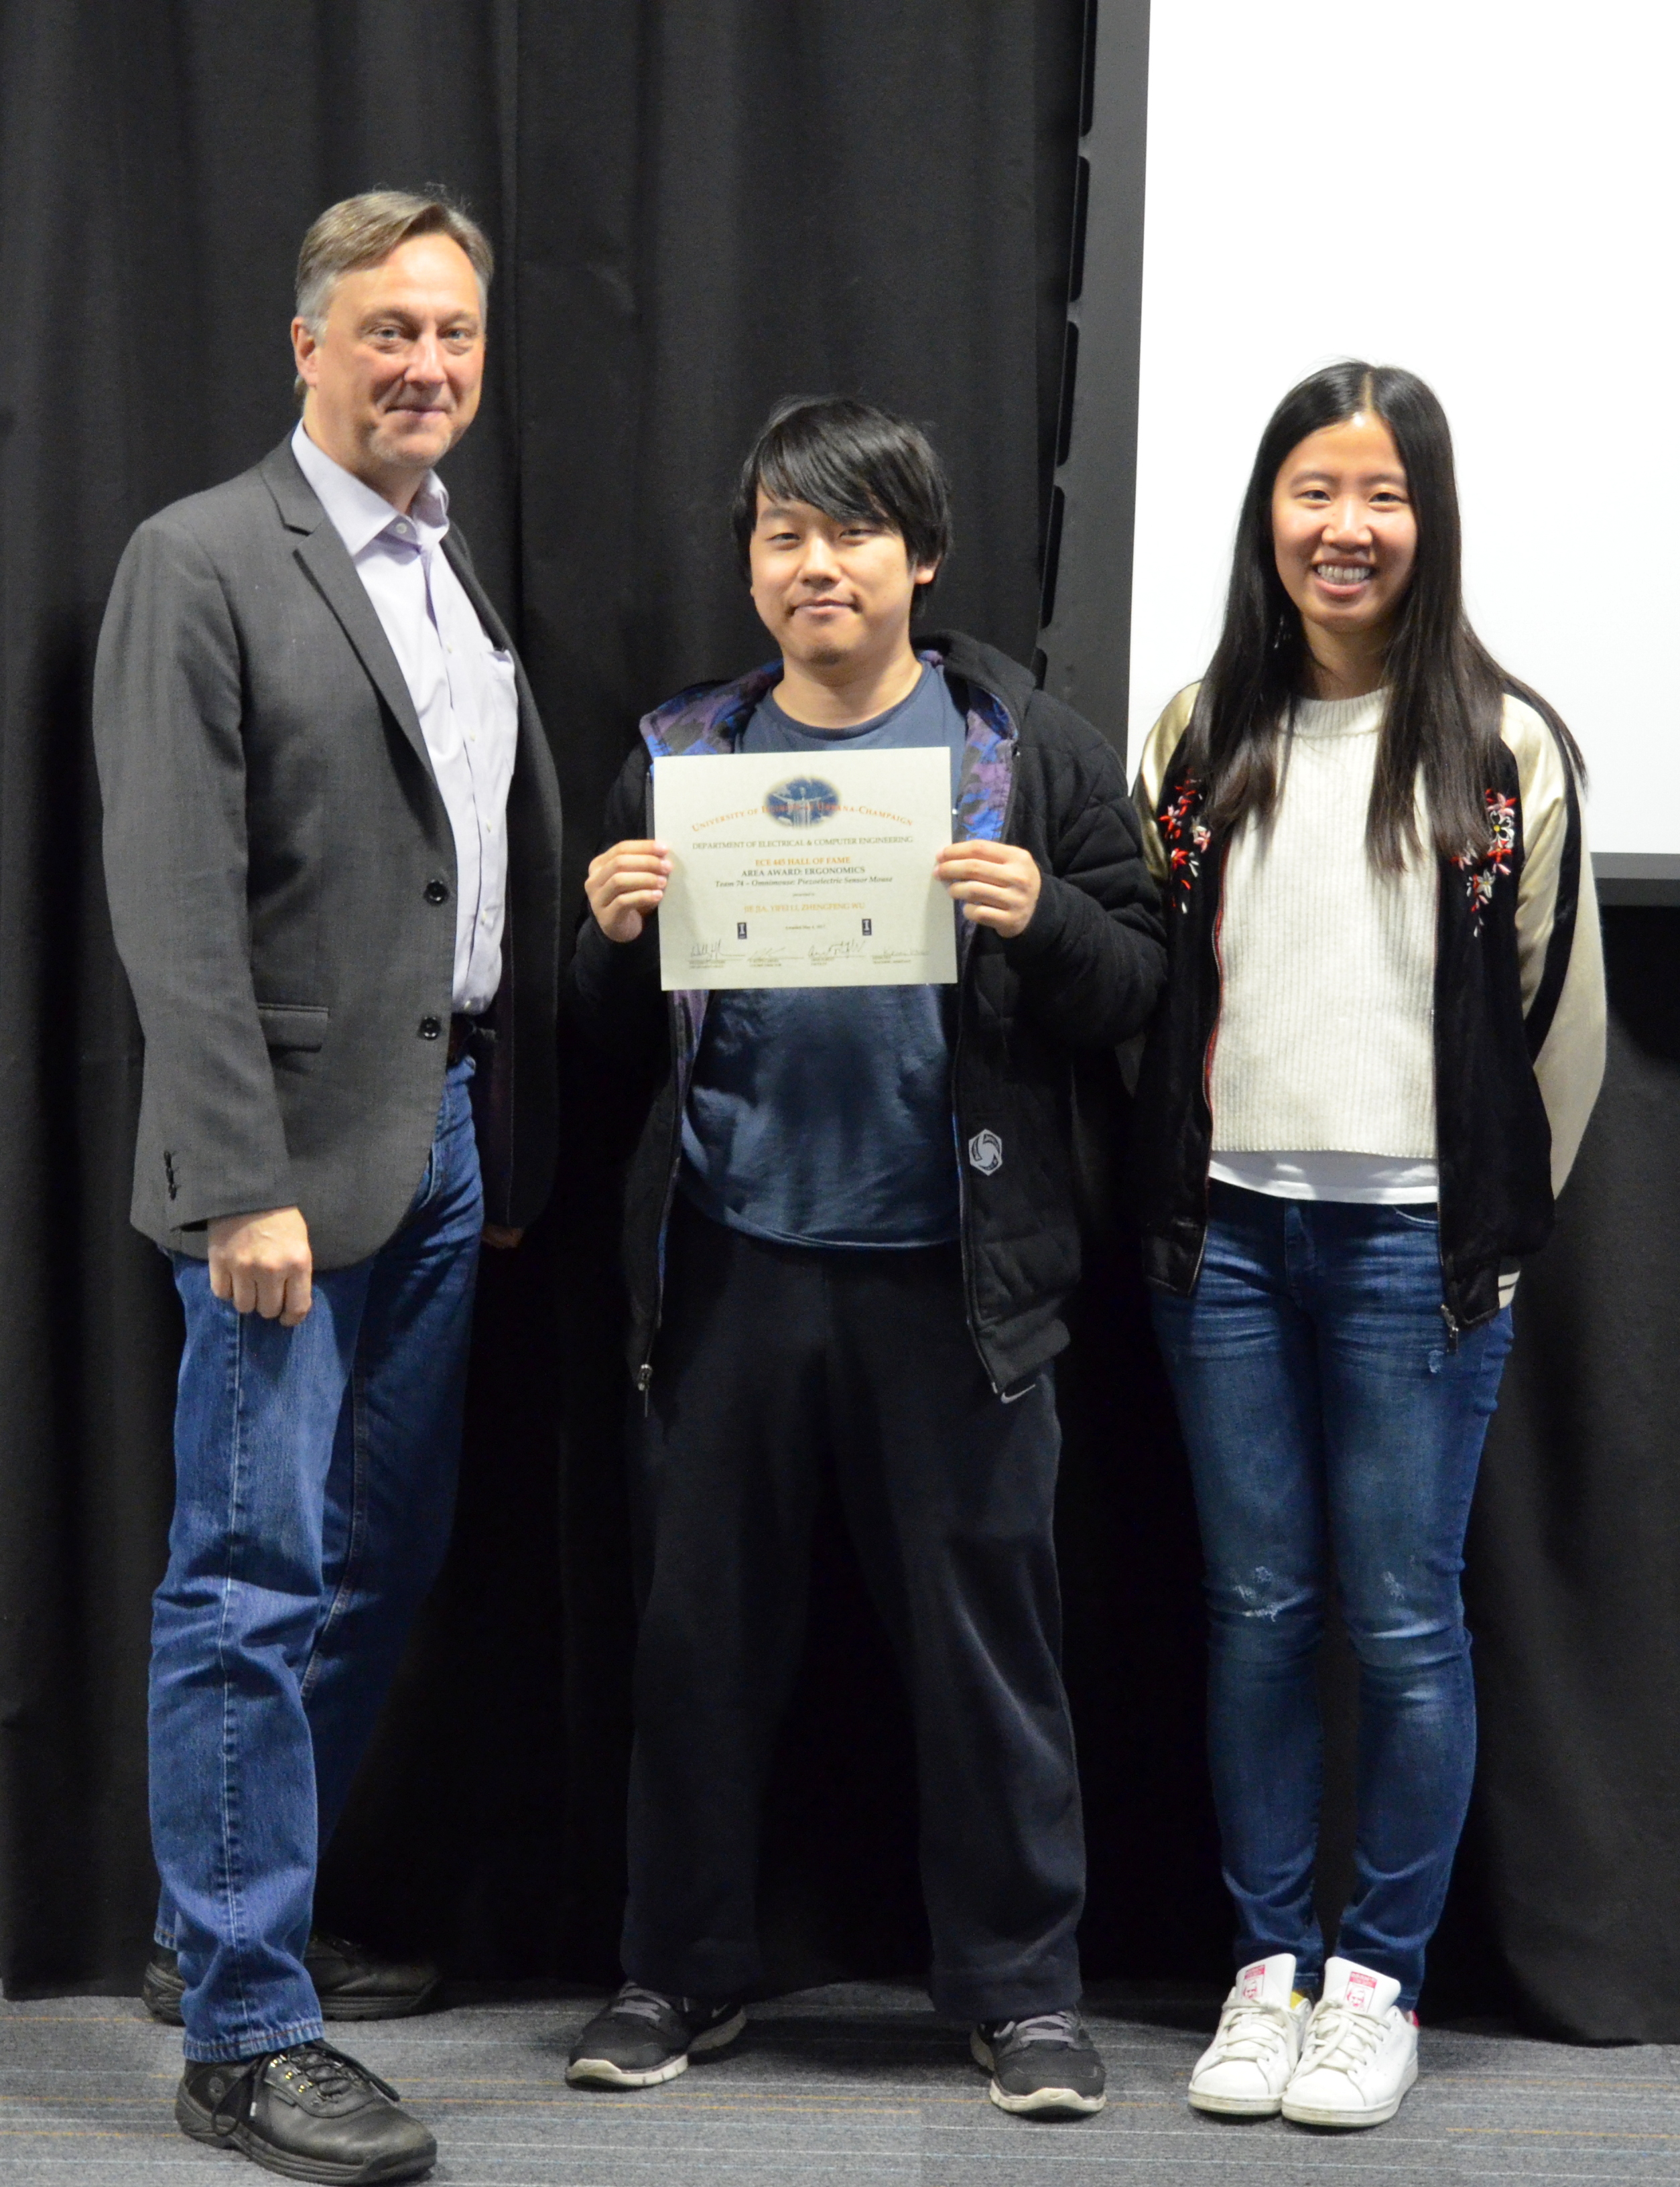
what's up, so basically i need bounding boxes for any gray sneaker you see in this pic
[566,1983,747,2089]
[972,2009,1107,2117]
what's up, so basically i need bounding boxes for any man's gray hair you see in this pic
[294,188,493,342]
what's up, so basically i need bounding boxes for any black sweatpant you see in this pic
[621,1199,1085,2020]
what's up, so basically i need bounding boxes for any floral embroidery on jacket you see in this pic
[1451,790,1516,929]
[1159,777,1212,910]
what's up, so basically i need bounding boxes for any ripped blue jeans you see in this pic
[1150,1183,1514,2010]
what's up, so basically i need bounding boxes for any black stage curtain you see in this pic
[3,1,1677,2042]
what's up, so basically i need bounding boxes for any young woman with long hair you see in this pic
[1130,362,1605,2129]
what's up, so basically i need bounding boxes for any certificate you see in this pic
[654,746,959,989]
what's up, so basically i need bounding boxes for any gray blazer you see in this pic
[94,438,564,1268]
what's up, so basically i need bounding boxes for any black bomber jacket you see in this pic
[1128,685,1598,1335]
[569,631,1167,1394]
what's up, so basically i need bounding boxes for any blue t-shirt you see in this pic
[679,664,968,1248]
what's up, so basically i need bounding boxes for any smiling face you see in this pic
[748,491,938,674]
[292,233,485,507]
[1271,413,1417,662]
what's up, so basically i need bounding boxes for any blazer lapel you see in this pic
[261,440,437,785]
[441,533,510,649]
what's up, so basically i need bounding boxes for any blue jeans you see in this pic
[150,1060,482,2061]
[1150,1183,1514,2011]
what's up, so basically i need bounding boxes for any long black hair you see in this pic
[1186,360,1580,872]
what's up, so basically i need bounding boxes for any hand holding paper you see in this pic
[586,838,672,943]
[653,746,960,990]
[933,839,1042,937]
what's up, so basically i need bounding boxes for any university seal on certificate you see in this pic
[653,745,960,990]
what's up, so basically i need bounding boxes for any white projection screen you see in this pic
[1047,0,1680,894]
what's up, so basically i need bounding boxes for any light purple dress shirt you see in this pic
[292,421,518,1015]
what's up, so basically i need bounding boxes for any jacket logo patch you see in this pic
[968,1129,1003,1176]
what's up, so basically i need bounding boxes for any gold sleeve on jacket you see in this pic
[1502,695,1607,1199]
[1130,682,1202,888]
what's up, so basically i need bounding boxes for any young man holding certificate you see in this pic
[568,397,1165,2118]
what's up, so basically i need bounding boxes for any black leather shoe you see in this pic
[177,2041,436,2182]
[144,1932,441,2026]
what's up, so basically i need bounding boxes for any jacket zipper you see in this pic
[636,1000,702,1409]
[635,754,702,1408]
[1189,848,1229,1292]
[953,725,1020,1396]
[1439,1302,1460,1353]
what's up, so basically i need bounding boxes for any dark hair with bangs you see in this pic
[731,397,952,609]
[1187,360,1582,872]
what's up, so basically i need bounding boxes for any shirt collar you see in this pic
[290,420,450,558]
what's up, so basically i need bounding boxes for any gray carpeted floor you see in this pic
[4,1982,1678,2185]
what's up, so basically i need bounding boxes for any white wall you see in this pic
[1130,0,1679,854]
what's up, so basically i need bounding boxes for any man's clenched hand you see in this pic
[208,1206,314,1326]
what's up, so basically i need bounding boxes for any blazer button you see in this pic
[419,1015,443,1040]
[425,879,450,904]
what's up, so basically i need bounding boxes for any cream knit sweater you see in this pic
[1207,691,1439,1179]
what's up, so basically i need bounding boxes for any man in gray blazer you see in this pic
[94,190,562,2185]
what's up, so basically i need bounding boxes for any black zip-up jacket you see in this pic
[1129,683,1604,1334]
[570,631,1166,1394]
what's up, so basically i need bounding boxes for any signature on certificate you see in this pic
[688,939,728,962]
[809,937,866,964]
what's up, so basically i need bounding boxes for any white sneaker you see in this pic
[1187,1954,1313,2117]
[1281,1956,1419,2128]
